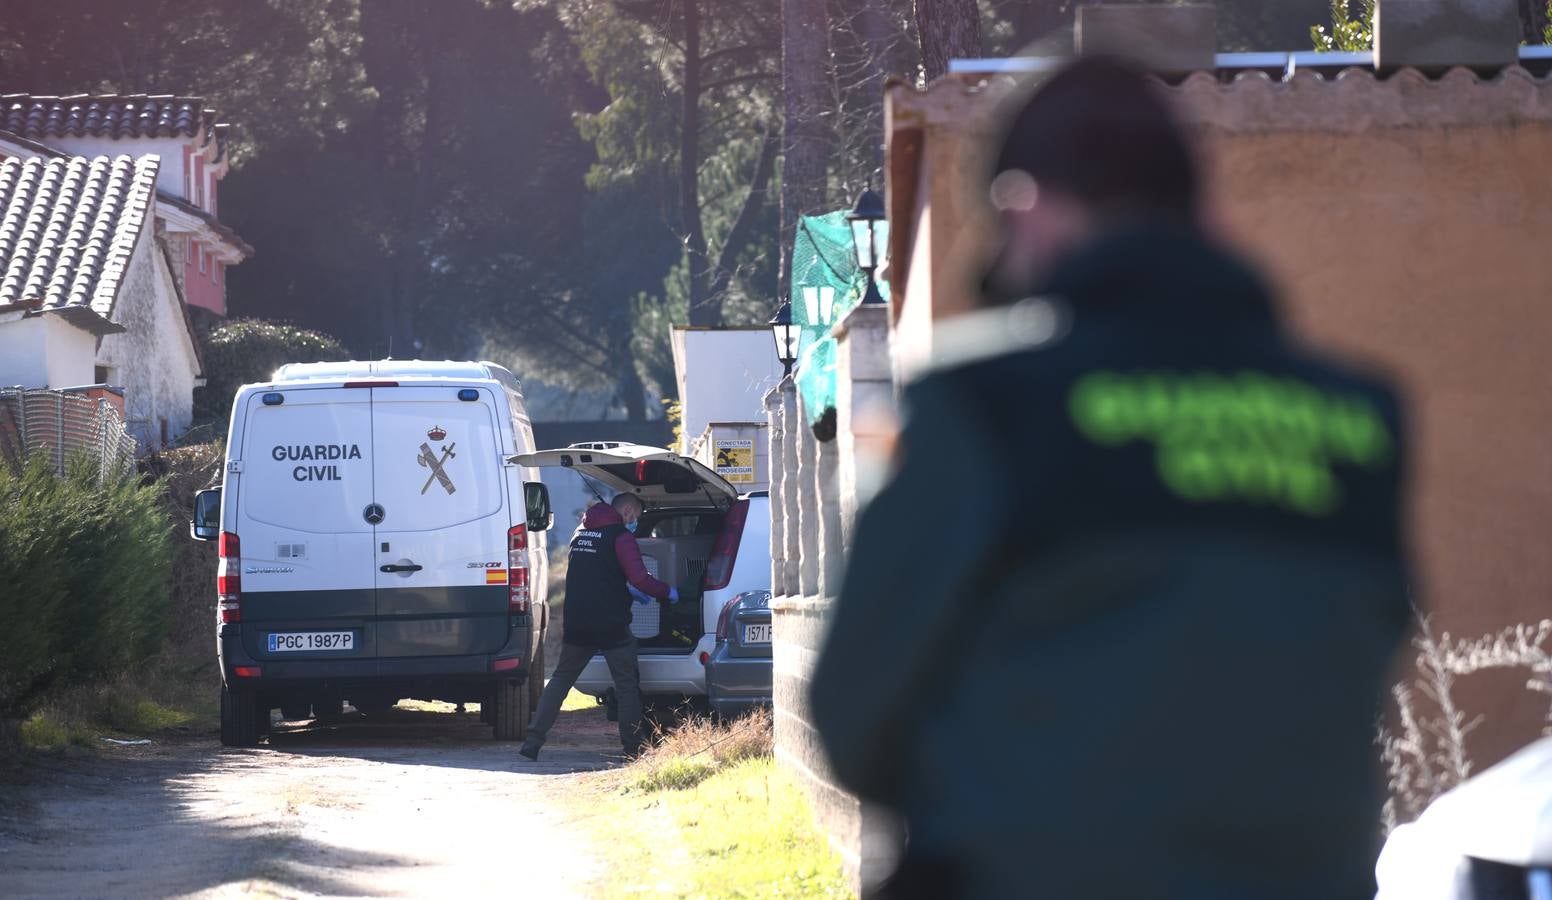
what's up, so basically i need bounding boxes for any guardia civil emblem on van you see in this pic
[418,440,457,495]
[427,425,447,441]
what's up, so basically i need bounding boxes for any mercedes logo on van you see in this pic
[363,503,386,525]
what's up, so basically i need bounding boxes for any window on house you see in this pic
[213,260,221,285]
[187,240,194,262]
[95,365,112,385]
[199,249,207,274]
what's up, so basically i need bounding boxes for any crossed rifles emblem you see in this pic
[417,441,457,495]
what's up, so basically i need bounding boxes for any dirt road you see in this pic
[0,703,622,898]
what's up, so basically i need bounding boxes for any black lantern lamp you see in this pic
[847,188,887,305]
[770,300,799,376]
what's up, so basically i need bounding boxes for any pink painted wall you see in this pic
[183,242,225,316]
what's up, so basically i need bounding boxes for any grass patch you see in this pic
[575,708,848,897]
[19,712,93,751]
[5,663,216,759]
[586,754,849,898]
[634,756,718,792]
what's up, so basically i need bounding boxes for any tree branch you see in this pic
[709,120,779,299]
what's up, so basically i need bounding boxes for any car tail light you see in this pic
[217,531,241,624]
[508,524,530,615]
[492,657,522,673]
[699,651,710,666]
[715,597,741,641]
[233,666,262,678]
[703,499,750,591]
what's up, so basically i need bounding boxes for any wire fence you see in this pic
[0,387,138,478]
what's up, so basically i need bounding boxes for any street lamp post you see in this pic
[847,188,887,306]
[769,300,799,376]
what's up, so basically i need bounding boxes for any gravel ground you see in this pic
[0,702,623,899]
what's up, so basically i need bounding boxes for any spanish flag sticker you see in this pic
[486,569,508,585]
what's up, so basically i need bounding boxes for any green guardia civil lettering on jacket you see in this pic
[809,225,1410,900]
[1068,368,1395,517]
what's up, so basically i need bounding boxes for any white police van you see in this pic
[190,360,553,746]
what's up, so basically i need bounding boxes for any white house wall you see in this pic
[671,329,784,456]
[0,315,95,389]
[95,231,199,448]
[45,137,189,199]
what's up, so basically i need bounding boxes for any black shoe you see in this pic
[519,742,540,761]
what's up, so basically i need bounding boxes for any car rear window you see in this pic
[241,391,375,534]
[370,394,503,532]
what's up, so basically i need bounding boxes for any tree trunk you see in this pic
[779,0,832,307]
[615,348,648,421]
[680,0,720,327]
[914,0,983,82]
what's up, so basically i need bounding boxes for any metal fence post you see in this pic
[16,389,28,454]
[55,392,64,475]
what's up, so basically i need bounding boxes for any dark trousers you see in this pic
[525,638,643,751]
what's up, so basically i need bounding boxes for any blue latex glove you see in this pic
[668,587,681,604]
[628,585,654,605]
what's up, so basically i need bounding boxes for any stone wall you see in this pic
[767,305,901,892]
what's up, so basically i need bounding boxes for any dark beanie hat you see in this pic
[993,56,1200,222]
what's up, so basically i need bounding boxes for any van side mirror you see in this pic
[191,488,221,541]
[524,482,552,532]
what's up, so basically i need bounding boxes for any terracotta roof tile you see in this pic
[0,94,214,141]
[0,155,159,317]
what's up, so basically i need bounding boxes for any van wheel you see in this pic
[220,686,260,747]
[528,644,546,709]
[490,679,529,741]
[280,702,311,721]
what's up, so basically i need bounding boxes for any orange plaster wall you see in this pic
[1199,118,1552,767]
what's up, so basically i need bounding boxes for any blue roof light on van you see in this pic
[458,389,479,401]
[262,393,284,406]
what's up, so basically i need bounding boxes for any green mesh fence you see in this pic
[791,211,889,428]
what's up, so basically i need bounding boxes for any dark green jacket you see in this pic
[810,227,1410,899]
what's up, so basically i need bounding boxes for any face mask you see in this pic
[625,521,638,534]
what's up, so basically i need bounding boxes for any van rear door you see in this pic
[236,388,377,661]
[370,386,510,658]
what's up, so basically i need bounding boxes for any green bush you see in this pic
[0,456,175,719]
[192,319,349,428]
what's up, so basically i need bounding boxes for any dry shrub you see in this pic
[1380,614,1552,831]
[634,707,774,792]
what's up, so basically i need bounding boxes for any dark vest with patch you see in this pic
[564,522,634,648]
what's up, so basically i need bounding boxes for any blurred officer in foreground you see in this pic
[810,57,1410,899]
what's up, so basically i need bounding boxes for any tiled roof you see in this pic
[0,155,159,318]
[0,94,213,141]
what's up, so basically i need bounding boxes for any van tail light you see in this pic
[703,499,750,591]
[508,524,530,615]
[217,531,241,624]
[716,597,742,640]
